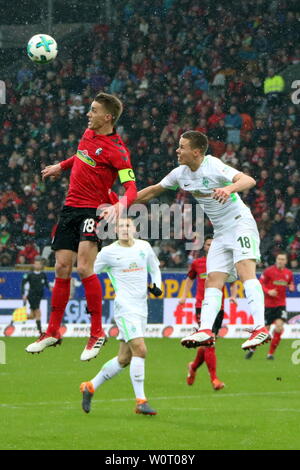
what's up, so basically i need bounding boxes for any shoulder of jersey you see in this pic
[135,239,151,249]
[82,128,94,139]
[204,155,218,165]
[99,242,117,254]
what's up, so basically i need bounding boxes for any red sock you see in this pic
[269,330,283,355]
[204,346,217,382]
[46,278,71,336]
[82,274,104,337]
[192,347,205,370]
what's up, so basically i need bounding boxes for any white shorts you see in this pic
[115,314,147,342]
[207,217,260,281]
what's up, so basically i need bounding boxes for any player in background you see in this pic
[80,217,162,415]
[179,235,237,390]
[136,131,270,351]
[26,93,137,361]
[21,257,50,335]
[245,253,295,360]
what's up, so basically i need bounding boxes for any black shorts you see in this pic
[265,306,288,325]
[196,307,224,336]
[52,206,102,253]
[28,296,42,310]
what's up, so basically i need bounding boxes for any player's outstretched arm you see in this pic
[135,184,166,204]
[41,156,75,180]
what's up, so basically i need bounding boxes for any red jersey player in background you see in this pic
[179,235,237,390]
[26,93,137,361]
[245,253,295,360]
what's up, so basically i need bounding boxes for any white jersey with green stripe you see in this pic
[94,239,162,317]
[160,155,253,234]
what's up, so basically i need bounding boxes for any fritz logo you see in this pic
[174,303,197,324]
[96,147,103,155]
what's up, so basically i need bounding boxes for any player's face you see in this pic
[87,101,112,130]
[176,138,197,166]
[117,219,136,241]
[203,238,212,254]
[276,255,287,269]
[34,261,43,271]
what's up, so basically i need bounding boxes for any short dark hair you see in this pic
[204,234,213,242]
[94,92,123,125]
[181,130,208,154]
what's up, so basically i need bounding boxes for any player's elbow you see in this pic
[249,176,256,188]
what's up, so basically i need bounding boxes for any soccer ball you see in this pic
[27,34,58,64]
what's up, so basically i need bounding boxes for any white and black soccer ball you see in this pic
[27,34,58,64]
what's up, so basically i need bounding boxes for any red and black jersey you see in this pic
[260,265,294,308]
[188,256,225,309]
[60,129,135,208]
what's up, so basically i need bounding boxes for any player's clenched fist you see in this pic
[212,187,231,204]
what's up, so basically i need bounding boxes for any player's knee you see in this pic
[205,274,224,290]
[131,343,147,358]
[118,354,131,367]
[55,260,72,278]
[77,264,93,279]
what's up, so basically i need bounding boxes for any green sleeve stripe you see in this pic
[118,168,136,183]
[223,181,237,202]
[107,268,118,292]
[169,185,179,190]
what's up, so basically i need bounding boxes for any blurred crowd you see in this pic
[0,0,300,269]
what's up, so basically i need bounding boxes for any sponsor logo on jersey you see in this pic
[96,147,103,155]
[76,150,96,167]
[122,262,144,273]
[273,280,288,286]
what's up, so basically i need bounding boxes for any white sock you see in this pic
[243,279,265,329]
[91,356,123,390]
[199,288,223,330]
[130,356,146,400]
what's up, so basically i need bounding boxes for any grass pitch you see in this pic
[0,337,299,450]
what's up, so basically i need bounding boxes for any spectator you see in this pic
[263,68,285,107]
[224,106,242,144]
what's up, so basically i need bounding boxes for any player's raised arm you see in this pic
[213,172,256,204]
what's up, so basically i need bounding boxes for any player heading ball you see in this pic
[26,93,137,361]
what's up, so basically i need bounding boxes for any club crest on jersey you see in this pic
[202,177,210,188]
[96,147,103,156]
[139,251,146,259]
[76,150,96,167]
